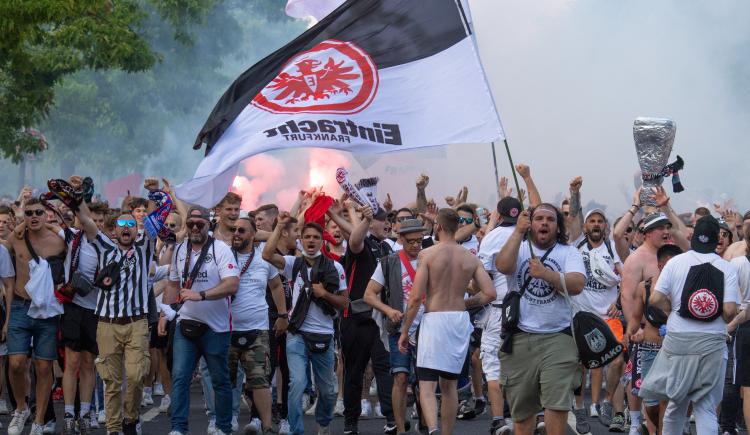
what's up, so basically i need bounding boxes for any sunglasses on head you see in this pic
[116,219,136,228]
[186,220,206,230]
[230,226,247,235]
[24,209,45,217]
[458,217,474,225]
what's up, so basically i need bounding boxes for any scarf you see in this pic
[642,155,685,193]
[143,190,174,240]
[43,178,83,211]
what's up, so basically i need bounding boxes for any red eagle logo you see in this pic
[688,288,718,319]
[252,39,378,114]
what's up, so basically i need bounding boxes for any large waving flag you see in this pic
[177,0,504,207]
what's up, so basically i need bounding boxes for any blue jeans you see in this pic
[287,333,336,435]
[7,298,59,360]
[171,326,231,434]
[200,357,243,419]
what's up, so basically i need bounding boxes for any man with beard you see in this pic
[571,209,625,433]
[262,215,349,435]
[341,204,396,435]
[398,209,496,435]
[716,220,733,257]
[363,218,426,434]
[77,198,155,435]
[160,206,240,435]
[5,198,66,435]
[212,192,242,243]
[495,204,587,435]
[228,217,288,435]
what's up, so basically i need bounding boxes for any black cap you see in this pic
[372,207,388,221]
[497,197,522,224]
[691,215,720,254]
[187,205,211,221]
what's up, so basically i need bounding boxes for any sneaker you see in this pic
[474,398,487,416]
[42,420,56,434]
[278,419,290,435]
[599,401,614,427]
[610,413,626,432]
[79,413,93,435]
[535,416,546,435]
[98,409,106,424]
[374,403,384,418]
[8,409,31,435]
[491,419,513,435]
[573,408,590,434]
[208,419,217,435]
[305,400,317,416]
[370,380,378,396]
[683,420,691,435]
[457,399,477,420]
[334,398,345,416]
[141,389,154,407]
[232,415,239,432]
[63,414,77,434]
[159,394,171,413]
[90,413,99,429]
[361,399,372,418]
[384,422,397,435]
[168,432,187,435]
[302,393,311,412]
[317,425,331,435]
[153,382,165,396]
[0,399,9,415]
[30,422,44,435]
[244,418,262,435]
[590,403,600,418]
[344,423,359,434]
[123,419,139,435]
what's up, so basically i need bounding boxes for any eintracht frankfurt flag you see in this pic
[177,0,505,207]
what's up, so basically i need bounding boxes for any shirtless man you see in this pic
[5,198,66,435]
[398,208,496,435]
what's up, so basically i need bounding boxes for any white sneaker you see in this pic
[245,418,261,434]
[30,422,44,435]
[159,394,171,413]
[302,393,311,412]
[374,402,384,418]
[142,389,154,406]
[369,379,378,396]
[89,413,99,429]
[0,399,9,415]
[334,398,345,416]
[153,382,165,396]
[361,399,372,418]
[42,420,56,434]
[305,400,317,416]
[231,415,239,432]
[7,409,31,435]
[278,419,291,434]
[589,403,599,418]
[207,418,217,435]
[317,424,331,435]
[97,409,106,424]
[168,431,186,435]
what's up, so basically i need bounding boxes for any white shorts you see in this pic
[480,306,502,381]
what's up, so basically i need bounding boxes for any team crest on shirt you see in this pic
[203,253,214,263]
[517,257,563,304]
[252,39,378,114]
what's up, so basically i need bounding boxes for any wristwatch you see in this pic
[199,291,207,301]
[277,312,288,320]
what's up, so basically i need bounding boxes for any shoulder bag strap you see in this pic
[518,245,555,297]
[24,231,40,264]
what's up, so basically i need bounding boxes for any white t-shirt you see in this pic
[59,229,99,310]
[655,251,740,335]
[0,245,14,279]
[282,255,346,335]
[459,235,479,256]
[477,225,515,301]
[169,240,240,333]
[371,256,423,335]
[232,248,279,331]
[572,241,622,318]
[506,242,586,333]
[730,255,750,310]
[385,238,403,252]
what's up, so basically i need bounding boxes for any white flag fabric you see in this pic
[178,0,504,207]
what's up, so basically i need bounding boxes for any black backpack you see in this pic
[573,311,623,369]
[678,257,724,322]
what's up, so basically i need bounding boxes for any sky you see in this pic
[219,0,750,217]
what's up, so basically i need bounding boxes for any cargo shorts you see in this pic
[229,330,271,391]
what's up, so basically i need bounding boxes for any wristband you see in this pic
[199,291,207,301]
[277,312,289,320]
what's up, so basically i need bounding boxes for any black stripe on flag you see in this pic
[194,0,470,154]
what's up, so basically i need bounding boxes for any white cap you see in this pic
[584,208,607,222]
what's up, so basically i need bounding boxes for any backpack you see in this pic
[677,255,724,322]
[573,311,623,369]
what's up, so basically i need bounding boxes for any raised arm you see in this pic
[76,201,99,241]
[349,204,373,255]
[614,188,642,260]
[326,202,354,236]
[415,174,429,213]
[567,176,583,241]
[654,187,690,251]
[262,213,291,270]
[516,164,541,208]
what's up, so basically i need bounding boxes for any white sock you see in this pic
[474,396,485,402]
[64,405,75,416]
[81,402,91,416]
[144,386,152,395]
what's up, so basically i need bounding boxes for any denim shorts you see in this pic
[7,298,60,360]
[637,342,661,407]
[388,333,415,376]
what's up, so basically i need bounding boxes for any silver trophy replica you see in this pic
[633,117,677,210]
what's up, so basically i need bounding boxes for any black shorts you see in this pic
[61,303,98,355]
[417,366,460,382]
[150,322,170,349]
[734,320,750,387]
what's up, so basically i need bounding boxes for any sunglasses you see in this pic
[24,209,45,217]
[458,217,474,225]
[230,227,247,235]
[116,219,136,228]
[397,216,414,223]
[186,220,206,230]
[403,237,422,246]
[719,231,731,239]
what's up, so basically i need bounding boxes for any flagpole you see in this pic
[490,141,500,193]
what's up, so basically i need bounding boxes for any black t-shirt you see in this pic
[344,235,392,301]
